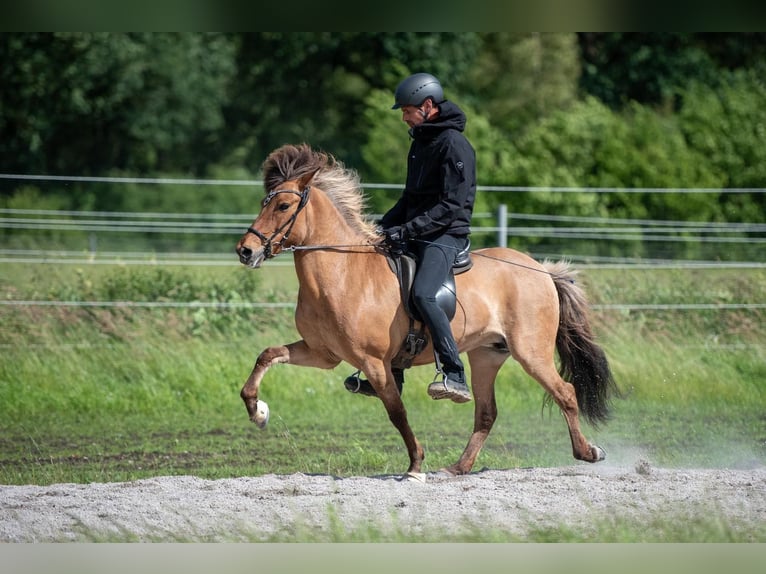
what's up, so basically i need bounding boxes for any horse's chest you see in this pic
[294,296,346,338]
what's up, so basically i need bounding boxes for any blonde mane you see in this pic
[261,144,379,241]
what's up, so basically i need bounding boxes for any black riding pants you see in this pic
[410,234,468,375]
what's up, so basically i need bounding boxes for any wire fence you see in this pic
[3,208,764,266]
[2,173,765,258]
[3,172,766,193]
[2,173,764,315]
[2,204,765,253]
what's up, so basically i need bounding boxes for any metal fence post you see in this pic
[498,203,507,248]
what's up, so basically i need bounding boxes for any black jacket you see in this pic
[380,100,476,239]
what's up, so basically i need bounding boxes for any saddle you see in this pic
[343,242,473,397]
[386,241,473,370]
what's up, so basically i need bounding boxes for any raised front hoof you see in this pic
[252,400,270,429]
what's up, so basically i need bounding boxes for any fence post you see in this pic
[497,203,507,248]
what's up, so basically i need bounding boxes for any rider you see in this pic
[380,72,477,404]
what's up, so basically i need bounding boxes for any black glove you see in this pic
[383,226,408,256]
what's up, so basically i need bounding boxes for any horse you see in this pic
[236,143,619,480]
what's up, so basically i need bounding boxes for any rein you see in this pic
[245,184,311,259]
[288,244,378,252]
[290,239,569,281]
[243,187,568,281]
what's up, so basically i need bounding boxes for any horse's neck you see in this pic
[293,247,377,293]
[293,239,381,301]
[292,191,384,299]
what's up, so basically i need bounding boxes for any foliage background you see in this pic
[2,33,765,224]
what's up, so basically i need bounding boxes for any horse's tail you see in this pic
[544,260,619,427]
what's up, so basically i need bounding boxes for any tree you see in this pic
[462,33,581,136]
[0,33,236,177]
[578,33,703,107]
[223,32,481,175]
[678,69,766,223]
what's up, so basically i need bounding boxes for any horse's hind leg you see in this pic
[443,348,504,475]
[517,354,604,463]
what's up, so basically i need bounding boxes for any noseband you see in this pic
[245,184,311,259]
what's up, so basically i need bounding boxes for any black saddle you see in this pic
[388,240,473,323]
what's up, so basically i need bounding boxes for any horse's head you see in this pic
[236,169,318,268]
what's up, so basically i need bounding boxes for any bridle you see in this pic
[244,184,311,259]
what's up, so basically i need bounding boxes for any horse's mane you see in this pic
[261,144,379,240]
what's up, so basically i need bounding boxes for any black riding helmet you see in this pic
[391,73,445,110]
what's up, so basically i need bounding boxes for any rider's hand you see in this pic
[383,226,408,255]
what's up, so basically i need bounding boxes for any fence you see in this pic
[2,173,766,261]
[1,174,765,315]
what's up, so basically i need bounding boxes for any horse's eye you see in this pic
[278,202,290,212]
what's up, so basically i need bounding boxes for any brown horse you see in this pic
[236,143,618,479]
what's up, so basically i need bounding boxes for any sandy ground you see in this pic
[1,462,765,542]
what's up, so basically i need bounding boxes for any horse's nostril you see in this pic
[240,246,252,260]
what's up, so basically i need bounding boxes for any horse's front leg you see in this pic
[241,340,338,425]
[366,362,425,477]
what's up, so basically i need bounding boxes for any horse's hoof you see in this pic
[403,472,427,483]
[428,468,458,480]
[253,400,270,429]
[592,444,606,462]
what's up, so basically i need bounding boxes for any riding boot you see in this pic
[409,233,471,403]
[344,369,404,397]
[426,334,471,403]
[427,369,471,403]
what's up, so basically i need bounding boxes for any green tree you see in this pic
[678,69,766,223]
[0,33,236,178]
[679,69,766,190]
[462,33,581,135]
[577,33,719,108]
[471,96,734,257]
[224,32,481,176]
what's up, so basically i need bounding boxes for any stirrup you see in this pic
[427,371,471,404]
[344,371,377,397]
[343,370,403,397]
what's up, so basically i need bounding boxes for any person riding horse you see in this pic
[236,143,616,477]
[380,72,477,404]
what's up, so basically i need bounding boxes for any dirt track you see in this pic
[1,463,764,542]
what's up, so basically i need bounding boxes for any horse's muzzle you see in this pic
[237,245,265,268]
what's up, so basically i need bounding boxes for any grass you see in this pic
[1,262,764,541]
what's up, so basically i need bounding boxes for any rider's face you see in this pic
[400,103,429,128]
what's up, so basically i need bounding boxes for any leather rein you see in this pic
[244,184,311,259]
[242,184,561,279]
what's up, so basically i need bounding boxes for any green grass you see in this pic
[1,263,764,541]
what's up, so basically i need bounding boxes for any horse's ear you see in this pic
[298,168,320,189]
